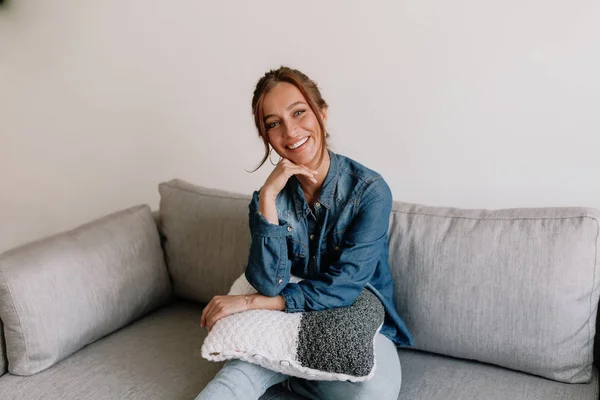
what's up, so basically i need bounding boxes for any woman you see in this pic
[196,66,413,400]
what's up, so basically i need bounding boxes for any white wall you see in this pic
[1,0,599,253]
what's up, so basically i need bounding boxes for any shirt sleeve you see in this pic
[280,177,393,312]
[244,190,293,297]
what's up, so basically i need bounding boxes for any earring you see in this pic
[269,147,282,166]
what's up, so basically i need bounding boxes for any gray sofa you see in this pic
[0,178,599,400]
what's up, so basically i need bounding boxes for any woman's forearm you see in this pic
[258,189,279,225]
[247,293,286,311]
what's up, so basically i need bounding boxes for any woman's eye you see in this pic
[266,121,279,130]
[294,109,306,117]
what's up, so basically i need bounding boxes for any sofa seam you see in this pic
[159,183,250,201]
[392,210,598,223]
[587,217,599,381]
[0,267,31,374]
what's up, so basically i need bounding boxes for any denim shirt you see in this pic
[245,150,414,347]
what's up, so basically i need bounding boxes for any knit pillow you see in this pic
[201,274,385,382]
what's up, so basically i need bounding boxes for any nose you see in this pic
[282,120,299,139]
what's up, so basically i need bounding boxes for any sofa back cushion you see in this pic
[388,202,600,383]
[0,321,6,376]
[596,311,600,369]
[158,179,251,304]
[0,205,172,376]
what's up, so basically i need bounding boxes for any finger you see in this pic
[200,303,208,327]
[282,159,317,172]
[201,298,217,328]
[203,306,215,330]
[297,164,318,176]
[294,167,318,183]
[276,158,294,170]
[303,164,319,174]
[284,164,317,181]
[207,307,226,332]
[301,165,319,181]
[201,307,208,328]
[280,159,317,175]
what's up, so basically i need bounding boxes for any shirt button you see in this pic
[312,256,316,260]
[334,246,340,251]
[309,234,315,240]
[315,201,321,207]
[278,279,283,284]
[286,226,292,232]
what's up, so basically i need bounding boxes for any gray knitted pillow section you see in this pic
[296,289,385,377]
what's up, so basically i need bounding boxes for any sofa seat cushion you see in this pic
[1,301,596,400]
[0,301,222,400]
[397,348,599,400]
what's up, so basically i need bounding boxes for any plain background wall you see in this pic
[1,0,599,253]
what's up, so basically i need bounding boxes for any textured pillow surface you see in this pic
[389,202,600,383]
[201,274,385,382]
[159,179,251,304]
[0,205,172,376]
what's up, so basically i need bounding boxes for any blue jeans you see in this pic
[195,334,402,400]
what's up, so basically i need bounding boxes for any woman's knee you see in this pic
[354,379,401,400]
[224,360,287,385]
[338,376,401,400]
[288,375,401,400]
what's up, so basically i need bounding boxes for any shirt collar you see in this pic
[291,149,338,220]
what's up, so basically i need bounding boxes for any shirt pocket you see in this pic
[287,237,307,258]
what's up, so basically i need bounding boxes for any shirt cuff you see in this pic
[281,283,305,313]
[252,212,292,238]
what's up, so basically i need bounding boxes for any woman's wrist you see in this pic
[259,187,278,201]
[258,190,279,225]
[247,293,286,311]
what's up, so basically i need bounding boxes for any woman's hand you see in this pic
[258,158,318,224]
[200,295,248,332]
[200,294,286,331]
[261,158,318,200]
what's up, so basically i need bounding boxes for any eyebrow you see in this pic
[263,101,307,121]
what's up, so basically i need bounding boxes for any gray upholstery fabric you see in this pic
[0,302,595,400]
[596,308,600,368]
[159,179,251,304]
[0,319,6,376]
[389,202,600,383]
[397,348,599,400]
[0,205,172,376]
[0,301,223,400]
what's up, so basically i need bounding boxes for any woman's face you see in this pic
[262,82,327,168]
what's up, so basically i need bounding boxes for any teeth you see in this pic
[288,137,308,149]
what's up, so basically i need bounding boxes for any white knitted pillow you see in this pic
[201,273,385,382]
